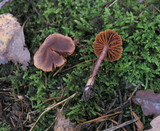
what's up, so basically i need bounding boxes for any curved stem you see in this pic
[83,44,109,100]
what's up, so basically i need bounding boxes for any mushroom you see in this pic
[34,34,75,72]
[82,30,122,100]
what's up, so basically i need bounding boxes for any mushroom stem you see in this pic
[82,44,109,100]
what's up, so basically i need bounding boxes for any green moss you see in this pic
[0,0,160,130]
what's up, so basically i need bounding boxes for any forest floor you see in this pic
[0,0,160,131]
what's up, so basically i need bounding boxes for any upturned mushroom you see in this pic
[82,30,122,100]
[34,34,75,72]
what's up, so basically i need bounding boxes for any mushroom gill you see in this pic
[93,30,122,62]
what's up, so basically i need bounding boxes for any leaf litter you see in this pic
[132,89,160,116]
[54,109,76,131]
[131,111,144,131]
[0,13,30,69]
[0,90,33,130]
[145,115,160,131]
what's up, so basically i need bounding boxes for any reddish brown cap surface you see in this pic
[93,30,122,62]
[34,34,75,72]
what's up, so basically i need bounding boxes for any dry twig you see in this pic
[29,92,77,131]
[106,84,141,114]
[108,0,118,7]
[61,59,96,73]
[76,112,121,127]
[103,118,139,131]
[53,64,66,77]
[154,6,160,13]
[107,118,127,131]
[30,0,55,26]
[104,0,118,8]
[0,0,13,9]
[42,88,65,104]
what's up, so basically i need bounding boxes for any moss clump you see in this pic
[0,0,160,130]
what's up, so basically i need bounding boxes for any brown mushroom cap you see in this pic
[34,34,75,72]
[93,30,122,62]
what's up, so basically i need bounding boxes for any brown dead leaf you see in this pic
[132,89,160,116]
[132,111,144,131]
[145,115,160,131]
[54,109,76,131]
[0,13,30,68]
[6,26,30,69]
